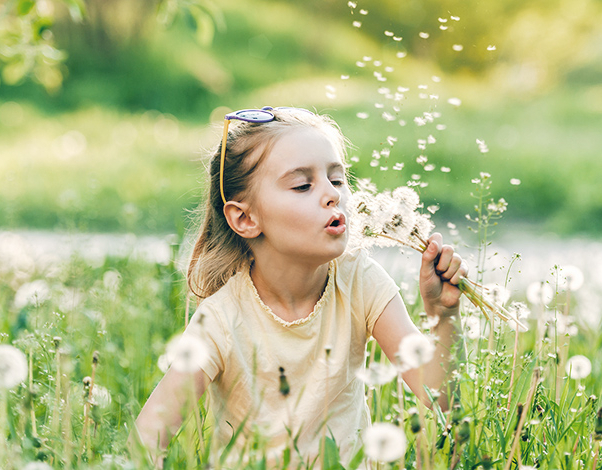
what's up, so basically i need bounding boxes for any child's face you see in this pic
[247,127,350,265]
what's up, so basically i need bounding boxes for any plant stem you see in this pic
[506,326,520,413]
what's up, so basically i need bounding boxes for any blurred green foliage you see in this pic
[1,0,602,235]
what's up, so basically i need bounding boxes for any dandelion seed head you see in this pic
[90,384,112,408]
[364,423,407,462]
[14,279,51,309]
[526,281,554,306]
[566,355,592,380]
[398,333,435,371]
[356,362,397,386]
[0,344,28,389]
[463,316,481,339]
[559,265,584,292]
[164,330,209,373]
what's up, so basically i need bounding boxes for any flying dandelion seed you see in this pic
[359,9,368,15]
[427,135,436,144]
[0,344,28,389]
[351,156,360,162]
[419,32,430,39]
[416,155,428,164]
[437,124,447,131]
[387,136,398,145]
[398,86,409,92]
[452,44,464,51]
[347,1,357,8]
[438,17,448,23]
[414,117,427,126]
[357,112,369,119]
[424,164,436,171]
[396,52,407,58]
[487,45,497,51]
[393,36,402,41]
[441,166,451,172]
[352,21,362,28]
[382,112,395,121]
[373,60,382,67]
[384,30,394,37]
[566,355,592,380]
[427,205,439,214]
[393,163,404,170]
[510,178,521,185]
[364,422,407,462]
[451,15,460,21]
[432,75,441,82]
[448,97,462,107]
[399,120,406,126]
[440,25,448,30]
[341,75,350,80]
[430,94,439,100]
[384,66,394,73]
[370,160,379,167]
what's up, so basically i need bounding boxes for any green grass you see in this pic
[1,228,601,469]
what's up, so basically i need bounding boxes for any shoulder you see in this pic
[333,247,397,292]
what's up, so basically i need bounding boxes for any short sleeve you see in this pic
[185,302,229,381]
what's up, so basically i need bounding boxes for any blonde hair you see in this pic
[187,109,348,299]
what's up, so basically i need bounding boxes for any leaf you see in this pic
[17,0,35,16]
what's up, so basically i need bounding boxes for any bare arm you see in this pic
[130,367,209,467]
[372,233,466,411]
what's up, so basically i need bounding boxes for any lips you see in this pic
[325,213,346,235]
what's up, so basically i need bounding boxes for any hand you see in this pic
[419,233,468,317]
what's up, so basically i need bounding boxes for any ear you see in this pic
[223,201,262,239]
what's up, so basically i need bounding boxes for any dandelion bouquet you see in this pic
[348,180,526,328]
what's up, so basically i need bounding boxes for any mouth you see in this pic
[325,214,347,235]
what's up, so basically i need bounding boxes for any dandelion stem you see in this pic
[28,349,37,438]
[592,440,601,470]
[503,369,540,470]
[506,326,520,413]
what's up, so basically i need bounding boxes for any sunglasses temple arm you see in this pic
[219,119,230,205]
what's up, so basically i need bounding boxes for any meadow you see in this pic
[2,0,602,468]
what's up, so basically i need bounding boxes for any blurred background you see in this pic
[1,0,602,238]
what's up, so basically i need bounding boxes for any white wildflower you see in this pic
[483,283,511,306]
[356,362,397,386]
[363,422,407,462]
[398,333,435,371]
[0,344,28,389]
[566,355,591,380]
[103,270,122,292]
[507,302,530,332]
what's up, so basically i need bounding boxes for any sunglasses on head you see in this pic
[219,106,314,204]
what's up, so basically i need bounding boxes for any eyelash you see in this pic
[293,180,345,192]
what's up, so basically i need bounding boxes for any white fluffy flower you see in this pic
[90,384,112,408]
[526,281,554,306]
[566,355,592,380]
[164,331,209,373]
[14,279,51,309]
[364,422,407,462]
[462,316,481,340]
[559,265,584,292]
[483,283,510,306]
[356,362,397,386]
[0,344,28,389]
[398,333,435,371]
[507,302,530,332]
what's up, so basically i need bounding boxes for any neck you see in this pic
[250,255,330,323]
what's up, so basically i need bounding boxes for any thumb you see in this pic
[421,237,440,274]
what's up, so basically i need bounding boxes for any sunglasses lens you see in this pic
[227,109,274,122]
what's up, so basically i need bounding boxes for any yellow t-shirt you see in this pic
[187,248,399,467]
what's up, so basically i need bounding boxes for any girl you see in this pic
[132,107,467,468]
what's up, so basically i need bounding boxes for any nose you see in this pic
[324,180,341,207]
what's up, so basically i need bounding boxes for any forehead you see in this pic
[262,127,344,176]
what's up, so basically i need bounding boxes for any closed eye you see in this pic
[293,183,311,192]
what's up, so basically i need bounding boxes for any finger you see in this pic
[435,245,455,275]
[449,259,469,285]
[422,233,442,263]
